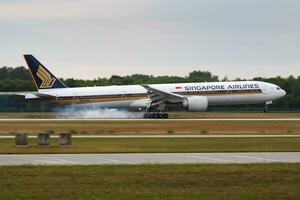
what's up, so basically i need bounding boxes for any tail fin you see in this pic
[24,55,67,90]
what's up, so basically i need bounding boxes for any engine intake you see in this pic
[183,96,208,112]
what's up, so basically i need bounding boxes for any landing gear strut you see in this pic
[264,101,272,113]
[143,113,169,119]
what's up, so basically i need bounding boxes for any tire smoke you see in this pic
[55,105,144,119]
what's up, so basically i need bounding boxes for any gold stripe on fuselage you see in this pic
[41,90,263,105]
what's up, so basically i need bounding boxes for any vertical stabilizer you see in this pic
[24,55,67,90]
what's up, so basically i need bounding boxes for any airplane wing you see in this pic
[141,84,185,105]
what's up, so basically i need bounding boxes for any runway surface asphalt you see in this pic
[0,118,300,121]
[0,152,299,165]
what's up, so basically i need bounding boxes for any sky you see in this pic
[0,0,299,79]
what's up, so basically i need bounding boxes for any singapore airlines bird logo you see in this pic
[36,65,56,88]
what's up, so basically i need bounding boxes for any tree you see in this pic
[10,67,31,80]
[188,71,219,82]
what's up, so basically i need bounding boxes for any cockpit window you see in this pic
[276,87,281,90]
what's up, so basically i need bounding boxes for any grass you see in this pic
[0,137,300,154]
[171,112,300,119]
[0,120,300,135]
[0,112,56,119]
[0,164,299,200]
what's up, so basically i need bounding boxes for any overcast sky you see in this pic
[0,0,299,79]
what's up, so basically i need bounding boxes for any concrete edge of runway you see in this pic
[1,135,300,139]
[0,118,300,121]
[0,152,300,166]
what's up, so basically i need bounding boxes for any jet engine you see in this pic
[183,96,208,112]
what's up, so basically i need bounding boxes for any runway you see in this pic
[0,134,300,139]
[0,118,300,121]
[0,152,299,165]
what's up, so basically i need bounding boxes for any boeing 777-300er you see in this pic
[0,55,286,118]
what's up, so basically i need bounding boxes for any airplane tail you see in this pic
[24,55,67,90]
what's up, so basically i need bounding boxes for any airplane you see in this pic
[0,55,286,118]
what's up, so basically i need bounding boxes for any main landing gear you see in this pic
[143,113,169,119]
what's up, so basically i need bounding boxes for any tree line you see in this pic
[0,66,299,112]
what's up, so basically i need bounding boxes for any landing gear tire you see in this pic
[263,105,270,113]
[162,113,169,119]
[143,113,169,119]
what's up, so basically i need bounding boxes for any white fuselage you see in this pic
[26,81,286,111]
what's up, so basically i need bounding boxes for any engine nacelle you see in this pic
[183,96,208,112]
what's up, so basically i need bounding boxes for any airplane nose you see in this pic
[281,89,286,97]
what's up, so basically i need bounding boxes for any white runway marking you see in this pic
[33,159,68,165]
[0,135,299,139]
[104,158,136,164]
[0,152,300,166]
[186,155,231,163]
[51,158,81,165]
[231,155,282,163]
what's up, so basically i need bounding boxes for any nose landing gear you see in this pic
[143,113,169,119]
[263,105,269,113]
[263,101,272,113]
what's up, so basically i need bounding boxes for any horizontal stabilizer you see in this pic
[0,92,34,96]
